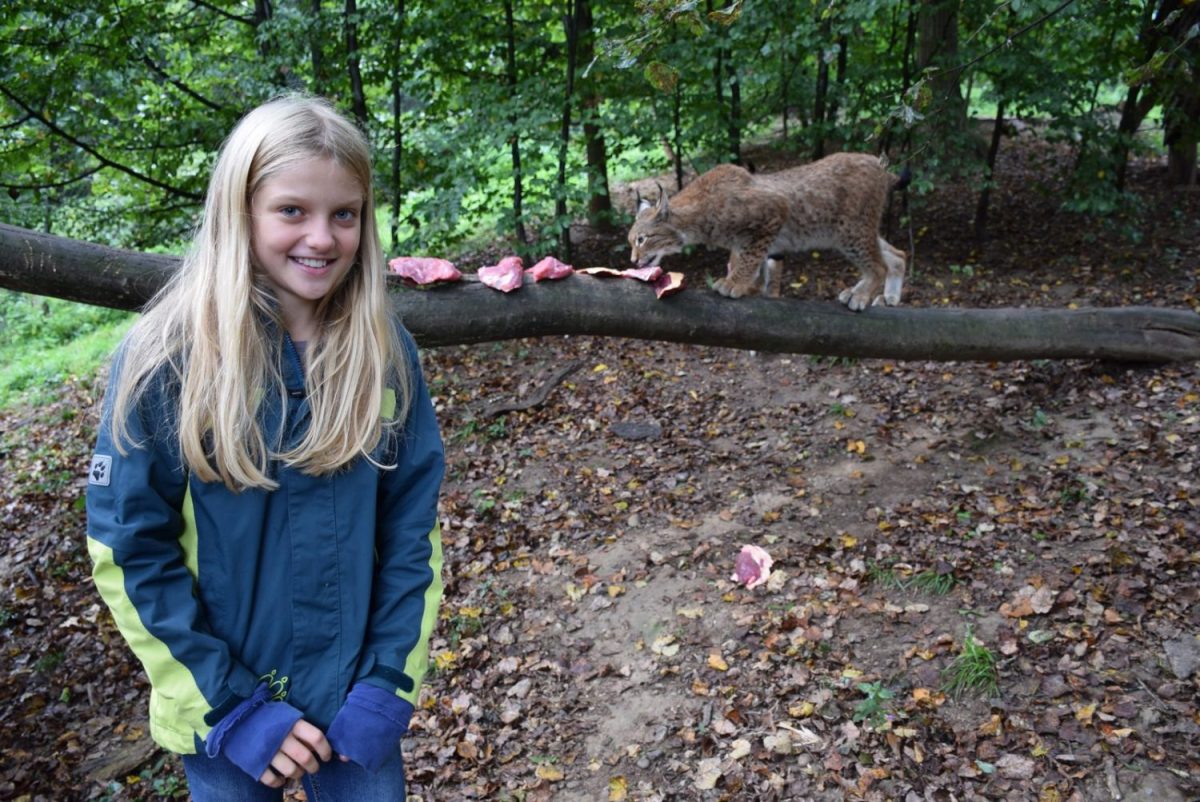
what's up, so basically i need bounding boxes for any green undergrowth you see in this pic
[0,292,133,409]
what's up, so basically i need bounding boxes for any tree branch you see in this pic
[2,223,1198,364]
[1,165,105,192]
[139,55,228,113]
[0,112,33,131]
[188,0,257,26]
[0,86,205,202]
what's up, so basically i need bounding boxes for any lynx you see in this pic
[627,152,909,311]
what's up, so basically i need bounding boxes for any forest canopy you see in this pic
[1,0,1197,258]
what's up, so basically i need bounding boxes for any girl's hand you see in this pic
[258,719,333,787]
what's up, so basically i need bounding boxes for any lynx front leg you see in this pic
[837,240,888,312]
[713,244,771,298]
[877,238,907,306]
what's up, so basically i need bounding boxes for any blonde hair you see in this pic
[110,94,409,490]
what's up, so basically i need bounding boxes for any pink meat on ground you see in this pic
[527,256,574,282]
[387,256,462,284]
[731,544,773,590]
[478,255,525,293]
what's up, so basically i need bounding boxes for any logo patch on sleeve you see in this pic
[88,454,112,487]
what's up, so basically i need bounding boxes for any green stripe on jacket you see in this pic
[87,484,208,754]
[397,520,444,706]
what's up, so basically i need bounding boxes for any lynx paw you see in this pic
[714,278,754,299]
[838,285,870,312]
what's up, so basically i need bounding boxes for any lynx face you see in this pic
[627,195,684,269]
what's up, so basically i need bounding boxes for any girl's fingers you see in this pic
[280,733,321,774]
[257,719,334,787]
[291,719,334,762]
[259,763,288,787]
[268,750,303,781]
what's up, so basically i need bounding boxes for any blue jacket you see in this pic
[85,328,445,757]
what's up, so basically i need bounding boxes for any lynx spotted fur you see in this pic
[627,152,908,311]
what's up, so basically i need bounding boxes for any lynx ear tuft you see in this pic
[653,181,670,220]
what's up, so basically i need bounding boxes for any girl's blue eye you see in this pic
[334,209,357,222]
[280,206,301,217]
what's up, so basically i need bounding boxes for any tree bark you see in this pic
[503,0,528,245]
[915,0,972,161]
[557,0,578,261]
[345,0,370,130]
[974,98,1006,242]
[812,16,830,161]
[2,224,1198,364]
[576,0,615,231]
[1163,69,1200,188]
[309,0,326,96]
[389,0,406,247]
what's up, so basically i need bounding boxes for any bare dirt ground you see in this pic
[1,134,1198,801]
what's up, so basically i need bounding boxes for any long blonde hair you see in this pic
[110,94,409,490]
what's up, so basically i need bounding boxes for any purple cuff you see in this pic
[326,683,413,773]
[204,684,304,781]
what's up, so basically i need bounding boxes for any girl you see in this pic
[85,95,444,801]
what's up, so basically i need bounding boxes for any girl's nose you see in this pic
[305,220,334,250]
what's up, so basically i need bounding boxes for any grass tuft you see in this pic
[942,626,999,698]
[911,569,957,595]
[865,560,906,589]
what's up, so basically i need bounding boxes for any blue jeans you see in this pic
[182,749,406,802]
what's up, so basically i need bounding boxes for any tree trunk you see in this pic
[915,0,971,161]
[727,59,742,166]
[974,98,1006,241]
[1111,0,1198,191]
[1113,82,1157,193]
[345,0,369,130]
[812,16,830,161]
[389,0,406,247]
[881,0,918,158]
[672,61,685,191]
[503,0,528,245]
[1163,66,1200,187]
[576,0,614,231]
[826,34,848,135]
[309,0,326,96]
[4,224,1199,364]
[706,0,730,162]
[557,0,578,261]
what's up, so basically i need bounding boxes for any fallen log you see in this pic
[2,222,1198,363]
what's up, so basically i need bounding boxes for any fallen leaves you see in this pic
[1001,583,1059,618]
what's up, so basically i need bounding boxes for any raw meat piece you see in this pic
[387,256,462,284]
[478,255,525,293]
[653,271,685,299]
[577,266,663,282]
[621,265,663,282]
[526,256,574,282]
[731,544,773,590]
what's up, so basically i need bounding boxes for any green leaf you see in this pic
[644,61,679,93]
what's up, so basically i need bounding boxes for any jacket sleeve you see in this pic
[85,356,261,753]
[355,330,446,708]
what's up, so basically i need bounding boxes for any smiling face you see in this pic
[250,156,364,341]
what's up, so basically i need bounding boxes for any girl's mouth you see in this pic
[293,256,334,273]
